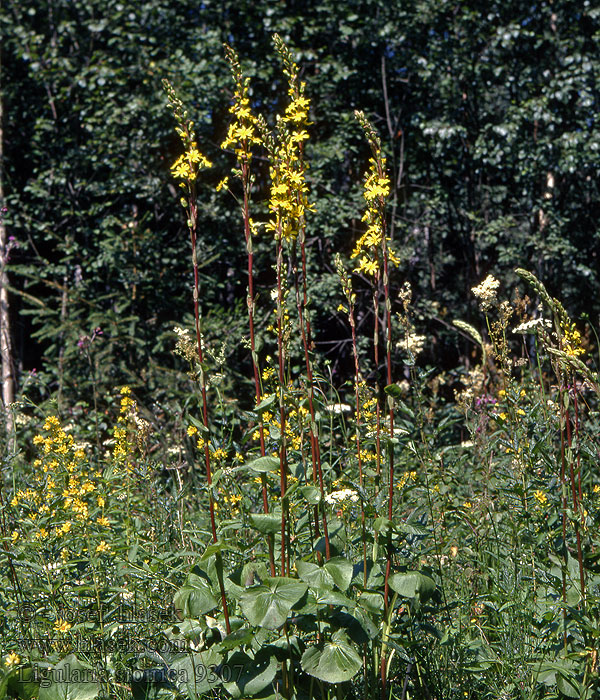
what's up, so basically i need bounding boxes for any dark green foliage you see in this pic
[2,0,600,419]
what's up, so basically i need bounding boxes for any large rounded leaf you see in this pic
[39,656,100,700]
[297,557,353,592]
[249,513,281,535]
[240,577,308,630]
[168,647,223,698]
[301,632,362,683]
[222,649,278,699]
[323,558,353,591]
[388,572,436,602]
[174,573,218,618]
[296,560,334,589]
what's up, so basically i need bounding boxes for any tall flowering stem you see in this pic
[353,111,398,695]
[272,35,330,562]
[336,254,368,585]
[259,116,291,576]
[221,46,275,576]
[516,268,589,612]
[164,80,231,634]
[261,36,331,571]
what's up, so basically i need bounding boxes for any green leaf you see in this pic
[201,541,233,560]
[395,520,429,536]
[248,512,281,535]
[313,589,355,609]
[173,573,218,618]
[384,384,403,398]
[301,631,362,683]
[255,395,277,413]
[556,673,581,698]
[357,591,384,614]
[240,577,308,630]
[373,517,394,534]
[168,648,224,698]
[245,456,280,473]
[323,557,353,591]
[220,627,256,651]
[5,666,39,700]
[299,485,322,504]
[388,572,436,602]
[38,656,100,700]
[222,648,278,699]
[187,415,209,434]
[296,560,335,589]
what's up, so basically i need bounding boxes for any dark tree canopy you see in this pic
[2,0,599,416]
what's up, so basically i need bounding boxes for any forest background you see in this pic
[1,0,599,438]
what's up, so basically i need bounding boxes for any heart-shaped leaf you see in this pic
[222,648,278,698]
[174,573,218,618]
[240,577,308,629]
[323,557,353,591]
[301,632,362,683]
[39,656,100,700]
[296,561,334,589]
[388,571,436,602]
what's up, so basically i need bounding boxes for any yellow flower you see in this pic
[187,425,198,437]
[54,620,72,634]
[96,541,111,553]
[533,490,548,507]
[5,653,20,667]
[187,146,202,162]
[561,321,585,357]
[216,177,229,192]
[356,257,379,277]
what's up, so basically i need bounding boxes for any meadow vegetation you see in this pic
[1,36,600,700]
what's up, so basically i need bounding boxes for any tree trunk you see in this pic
[0,52,15,441]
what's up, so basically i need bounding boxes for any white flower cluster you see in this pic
[173,325,198,364]
[513,318,552,334]
[471,274,500,311]
[398,332,427,357]
[324,489,359,506]
[325,403,352,414]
